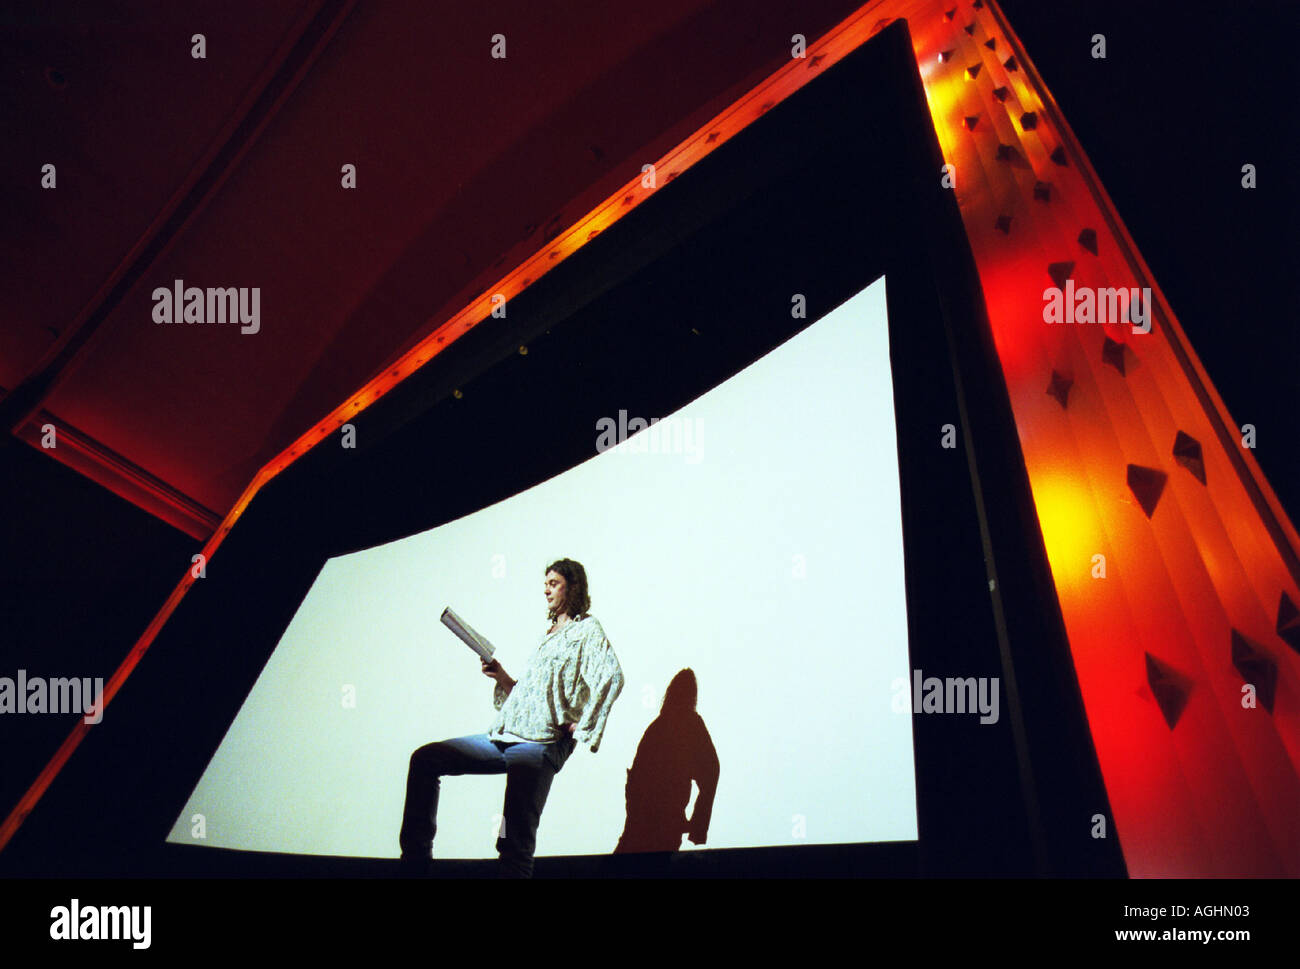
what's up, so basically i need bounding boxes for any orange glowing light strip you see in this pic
[0,5,897,854]
[990,10,1300,572]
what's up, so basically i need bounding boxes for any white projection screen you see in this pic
[167,275,918,858]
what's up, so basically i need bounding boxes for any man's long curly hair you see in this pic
[545,558,591,623]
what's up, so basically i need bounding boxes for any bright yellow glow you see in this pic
[1029,470,1103,599]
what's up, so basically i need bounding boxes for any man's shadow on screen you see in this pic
[612,668,719,869]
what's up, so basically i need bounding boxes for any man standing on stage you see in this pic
[399,558,624,877]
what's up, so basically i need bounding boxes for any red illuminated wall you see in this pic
[906,0,1300,875]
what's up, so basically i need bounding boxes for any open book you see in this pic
[440,607,496,662]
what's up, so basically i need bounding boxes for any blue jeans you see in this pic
[399,732,576,877]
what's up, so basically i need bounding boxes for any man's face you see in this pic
[544,570,568,615]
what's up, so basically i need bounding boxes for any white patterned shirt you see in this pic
[487,615,624,753]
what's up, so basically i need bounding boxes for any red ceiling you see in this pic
[3,0,865,532]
